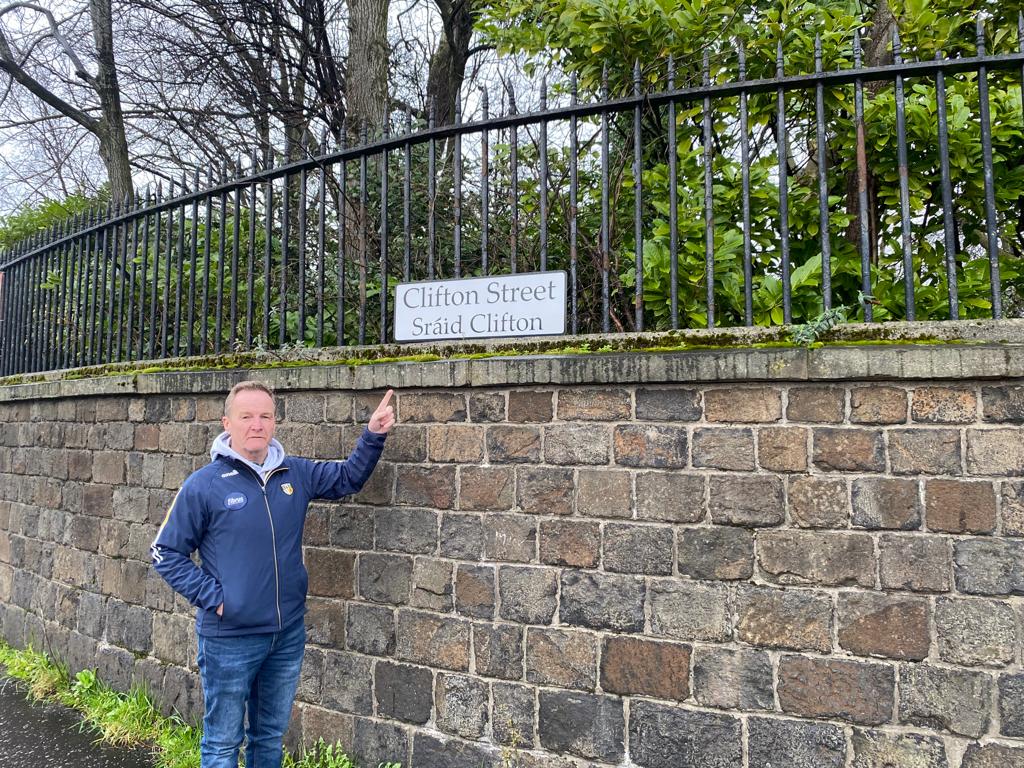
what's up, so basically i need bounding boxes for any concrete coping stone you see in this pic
[2,318,1024,402]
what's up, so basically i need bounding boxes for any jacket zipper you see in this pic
[239,462,287,631]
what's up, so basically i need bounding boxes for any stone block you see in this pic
[427,425,484,463]
[395,609,470,671]
[410,733,498,767]
[305,597,345,648]
[395,465,455,509]
[351,718,409,768]
[345,602,395,656]
[628,702,742,768]
[898,664,991,737]
[603,523,673,575]
[409,557,452,612]
[758,427,809,472]
[758,531,875,587]
[559,571,645,633]
[473,623,523,680]
[890,429,962,475]
[299,706,352,752]
[966,429,1024,476]
[912,386,977,423]
[935,597,1015,667]
[455,564,494,619]
[708,474,784,526]
[635,388,701,421]
[525,628,597,690]
[381,425,426,463]
[557,388,631,420]
[677,526,753,580]
[837,593,931,660]
[482,514,535,563]
[787,386,845,423]
[468,392,505,422]
[1000,674,1024,737]
[692,648,773,711]
[285,394,325,423]
[788,476,848,528]
[779,656,894,725]
[507,391,553,422]
[576,469,632,518]
[328,506,374,550]
[692,428,755,471]
[97,645,136,694]
[538,691,624,763]
[459,466,513,511]
[515,467,573,515]
[435,673,488,739]
[962,744,1024,768]
[1002,480,1024,536]
[538,520,599,568]
[704,386,782,423]
[850,729,948,768]
[398,393,465,423]
[747,717,846,768]
[600,636,689,701]
[305,548,355,598]
[954,539,1024,595]
[879,534,951,593]
[374,661,432,724]
[487,426,542,463]
[68,514,101,552]
[735,585,833,652]
[813,428,886,472]
[439,513,482,560]
[982,384,1024,423]
[152,612,192,666]
[851,477,921,530]
[636,472,705,522]
[498,566,557,625]
[67,450,93,481]
[357,553,412,605]
[491,682,535,747]
[321,650,373,715]
[925,480,996,534]
[92,452,126,484]
[649,579,730,642]
[613,425,687,468]
[850,386,908,424]
[547,425,610,465]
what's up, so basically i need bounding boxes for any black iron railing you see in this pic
[2,17,1024,376]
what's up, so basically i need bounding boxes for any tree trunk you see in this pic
[89,0,133,202]
[843,0,896,262]
[346,0,390,140]
[426,0,476,127]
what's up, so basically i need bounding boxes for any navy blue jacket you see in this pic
[151,429,386,636]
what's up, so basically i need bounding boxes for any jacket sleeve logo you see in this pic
[225,493,248,509]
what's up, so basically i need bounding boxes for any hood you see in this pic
[210,431,287,478]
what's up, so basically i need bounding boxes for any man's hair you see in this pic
[224,380,276,416]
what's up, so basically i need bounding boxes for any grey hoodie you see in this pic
[210,431,286,480]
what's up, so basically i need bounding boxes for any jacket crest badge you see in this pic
[281,482,294,496]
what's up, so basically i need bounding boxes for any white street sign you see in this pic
[394,272,567,342]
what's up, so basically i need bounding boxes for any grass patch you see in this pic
[0,642,399,768]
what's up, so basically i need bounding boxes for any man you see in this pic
[151,380,395,768]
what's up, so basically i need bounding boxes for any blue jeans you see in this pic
[197,617,305,768]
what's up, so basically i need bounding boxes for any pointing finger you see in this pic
[377,389,394,412]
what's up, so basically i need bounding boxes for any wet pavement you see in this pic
[0,676,154,768]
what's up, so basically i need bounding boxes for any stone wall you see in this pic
[2,341,1024,767]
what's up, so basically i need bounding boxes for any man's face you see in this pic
[222,389,276,463]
